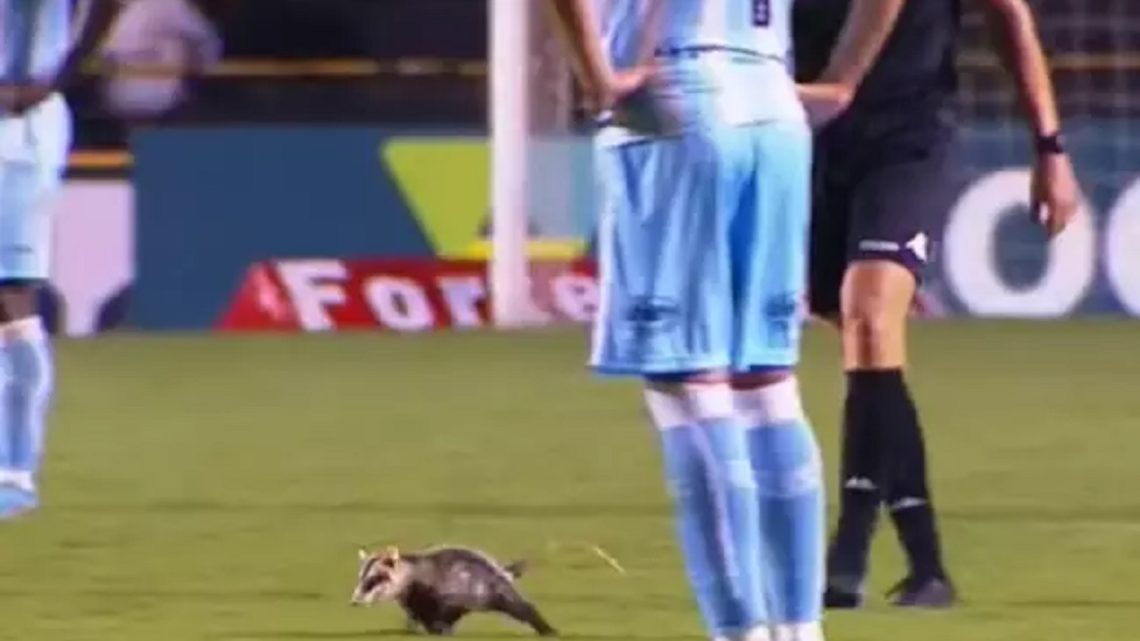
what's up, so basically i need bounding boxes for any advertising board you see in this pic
[124,124,1138,331]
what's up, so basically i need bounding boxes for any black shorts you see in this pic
[807,131,965,318]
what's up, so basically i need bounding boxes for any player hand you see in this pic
[797,82,854,129]
[1030,152,1081,238]
[582,64,656,116]
[0,84,56,116]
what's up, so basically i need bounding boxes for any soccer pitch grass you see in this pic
[1,322,1138,641]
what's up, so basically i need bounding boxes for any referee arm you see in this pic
[976,0,1081,236]
[975,0,1059,140]
[797,0,908,127]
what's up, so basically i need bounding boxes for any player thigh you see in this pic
[847,141,963,286]
[0,161,63,283]
[589,132,741,378]
[731,120,813,372]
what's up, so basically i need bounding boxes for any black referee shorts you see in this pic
[807,131,965,319]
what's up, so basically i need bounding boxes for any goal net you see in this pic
[488,0,1140,325]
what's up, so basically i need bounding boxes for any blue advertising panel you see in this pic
[130,122,1140,330]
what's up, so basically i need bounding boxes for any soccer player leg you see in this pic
[0,160,60,518]
[731,122,824,641]
[649,379,767,640]
[838,148,958,606]
[590,134,766,639]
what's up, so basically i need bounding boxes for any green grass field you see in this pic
[1,321,1138,641]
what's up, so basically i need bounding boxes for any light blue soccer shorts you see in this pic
[589,120,812,377]
[0,94,71,281]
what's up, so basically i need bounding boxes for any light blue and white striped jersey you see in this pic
[0,0,75,163]
[1,0,73,85]
[594,0,804,146]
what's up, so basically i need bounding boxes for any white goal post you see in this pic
[488,0,537,328]
[488,0,580,328]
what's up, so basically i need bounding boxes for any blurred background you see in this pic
[7,1,1140,640]
[55,0,1140,335]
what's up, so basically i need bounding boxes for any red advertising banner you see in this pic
[219,259,599,332]
[218,258,953,332]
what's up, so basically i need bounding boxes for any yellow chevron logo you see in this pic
[381,139,585,260]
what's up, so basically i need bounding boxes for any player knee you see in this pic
[644,382,753,489]
[644,380,734,430]
[735,378,821,498]
[0,317,52,395]
[733,374,803,424]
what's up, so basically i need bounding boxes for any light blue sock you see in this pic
[749,421,825,625]
[650,386,767,638]
[1,317,54,493]
[737,380,825,631]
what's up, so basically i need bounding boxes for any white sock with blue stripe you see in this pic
[646,383,769,640]
[0,317,54,497]
[736,378,825,641]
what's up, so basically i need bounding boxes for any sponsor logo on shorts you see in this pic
[857,235,931,264]
[906,232,930,263]
[857,239,900,253]
[624,297,680,335]
[764,292,799,319]
[764,292,799,349]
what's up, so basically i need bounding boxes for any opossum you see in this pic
[351,545,557,636]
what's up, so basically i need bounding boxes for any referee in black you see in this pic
[792,0,1081,609]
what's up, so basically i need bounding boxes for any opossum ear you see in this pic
[384,545,401,561]
[358,548,370,561]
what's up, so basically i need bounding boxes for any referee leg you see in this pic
[824,148,959,609]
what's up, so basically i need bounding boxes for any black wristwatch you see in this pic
[1035,131,1066,155]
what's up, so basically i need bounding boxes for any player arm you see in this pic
[53,0,124,91]
[974,0,1060,139]
[544,0,617,106]
[0,0,121,114]
[543,0,655,113]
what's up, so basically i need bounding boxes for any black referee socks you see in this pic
[827,370,886,587]
[829,369,948,587]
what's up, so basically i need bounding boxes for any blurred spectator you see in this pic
[99,0,222,118]
[69,0,494,154]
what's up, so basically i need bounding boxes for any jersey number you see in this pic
[752,0,771,26]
